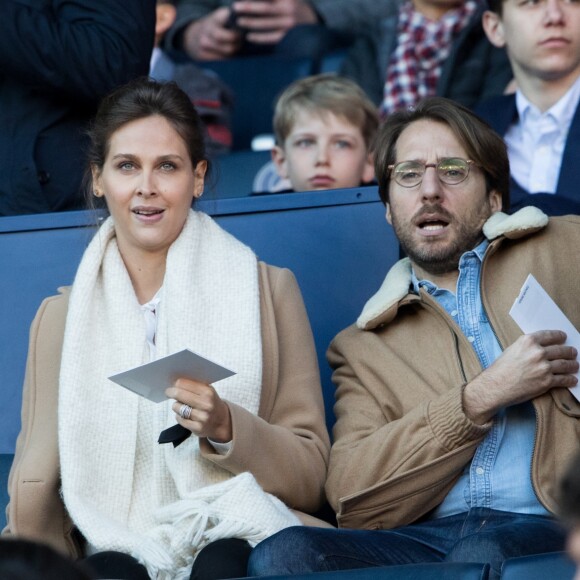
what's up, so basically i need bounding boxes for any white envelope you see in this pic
[509,274,580,402]
[108,349,236,403]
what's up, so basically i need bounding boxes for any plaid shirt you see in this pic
[380,0,478,118]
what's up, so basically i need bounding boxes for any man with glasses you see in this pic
[248,97,580,580]
[476,0,580,215]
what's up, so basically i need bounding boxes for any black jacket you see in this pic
[0,0,156,215]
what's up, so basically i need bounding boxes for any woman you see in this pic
[3,78,330,580]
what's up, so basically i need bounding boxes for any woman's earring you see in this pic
[93,190,103,198]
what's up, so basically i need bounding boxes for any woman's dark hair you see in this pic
[86,77,208,204]
[373,96,510,211]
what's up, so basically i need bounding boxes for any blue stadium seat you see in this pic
[202,56,315,150]
[500,551,575,580]
[210,150,272,198]
[0,454,11,530]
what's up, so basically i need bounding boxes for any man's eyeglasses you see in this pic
[388,158,475,188]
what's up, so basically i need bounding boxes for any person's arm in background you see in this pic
[168,0,315,60]
[164,0,243,60]
[166,0,397,61]
[0,0,156,103]
[229,0,318,45]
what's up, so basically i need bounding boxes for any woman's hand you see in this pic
[166,379,232,442]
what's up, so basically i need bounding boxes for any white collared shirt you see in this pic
[504,75,580,194]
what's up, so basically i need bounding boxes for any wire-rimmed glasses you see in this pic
[388,158,475,188]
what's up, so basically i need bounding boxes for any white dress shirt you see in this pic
[504,75,580,194]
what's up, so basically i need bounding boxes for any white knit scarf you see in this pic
[58,210,300,579]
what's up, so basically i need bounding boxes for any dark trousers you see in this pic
[84,538,252,580]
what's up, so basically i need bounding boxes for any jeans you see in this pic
[248,508,566,580]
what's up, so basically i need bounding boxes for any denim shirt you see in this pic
[411,240,548,517]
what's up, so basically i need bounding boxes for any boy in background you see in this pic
[264,74,378,193]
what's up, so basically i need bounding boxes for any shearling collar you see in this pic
[357,207,549,330]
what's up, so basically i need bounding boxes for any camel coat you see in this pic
[4,262,331,557]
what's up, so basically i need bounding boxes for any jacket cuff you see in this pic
[428,386,491,450]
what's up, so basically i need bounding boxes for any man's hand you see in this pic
[182,7,243,61]
[166,378,233,442]
[463,330,578,425]
[233,0,318,45]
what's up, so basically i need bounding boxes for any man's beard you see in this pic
[390,201,493,276]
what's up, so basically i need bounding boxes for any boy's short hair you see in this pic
[273,74,379,149]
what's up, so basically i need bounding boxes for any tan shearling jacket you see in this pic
[326,208,580,530]
[4,263,331,557]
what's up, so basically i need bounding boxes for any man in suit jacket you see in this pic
[0,0,155,216]
[477,0,580,215]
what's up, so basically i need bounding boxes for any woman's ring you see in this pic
[179,404,193,420]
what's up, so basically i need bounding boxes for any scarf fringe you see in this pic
[134,538,175,580]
